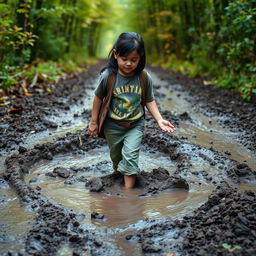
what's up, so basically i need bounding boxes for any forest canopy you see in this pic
[0,0,255,101]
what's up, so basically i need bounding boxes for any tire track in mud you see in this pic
[1,62,256,255]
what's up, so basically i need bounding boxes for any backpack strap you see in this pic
[97,72,116,138]
[139,70,148,106]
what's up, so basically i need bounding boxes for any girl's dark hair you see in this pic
[102,32,146,74]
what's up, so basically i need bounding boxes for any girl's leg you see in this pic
[118,127,143,188]
[124,174,137,189]
[104,124,144,188]
[104,126,124,172]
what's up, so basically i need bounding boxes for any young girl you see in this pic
[89,32,175,189]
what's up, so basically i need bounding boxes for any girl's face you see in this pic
[114,49,141,77]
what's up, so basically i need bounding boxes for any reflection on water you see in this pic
[90,187,189,228]
[0,188,34,254]
[238,183,256,193]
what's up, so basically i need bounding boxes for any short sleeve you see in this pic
[145,72,155,102]
[94,69,109,97]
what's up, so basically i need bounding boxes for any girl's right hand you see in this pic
[88,121,98,137]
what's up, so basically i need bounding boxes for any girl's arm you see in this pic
[89,95,103,137]
[146,100,176,133]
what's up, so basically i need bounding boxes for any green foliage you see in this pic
[0,0,118,95]
[215,243,242,252]
[217,1,255,67]
[158,54,198,78]
[0,0,36,89]
[0,65,18,89]
[24,61,63,83]
[0,2,37,66]
[0,59,85,97]
[213,0,256,100]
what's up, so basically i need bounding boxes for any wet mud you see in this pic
[85,168,189,194]
[131,182,256,256]
[148,66,256,152]
[0,63,99,152]
[1,61,256,255]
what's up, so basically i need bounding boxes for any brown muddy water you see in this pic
[0,69,255,255]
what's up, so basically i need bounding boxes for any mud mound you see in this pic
[44,160,112,185]
[85,167,189,193]
[183,184,256,256]
[130,182,256,255]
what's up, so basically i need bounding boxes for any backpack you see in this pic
[97,70,148,138]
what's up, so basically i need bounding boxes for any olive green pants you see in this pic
[103,124,144,176]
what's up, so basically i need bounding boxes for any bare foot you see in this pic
[124,174,136,189]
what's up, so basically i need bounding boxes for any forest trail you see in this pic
[0,62,255,256]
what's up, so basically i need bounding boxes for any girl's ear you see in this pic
[113,49,118,59]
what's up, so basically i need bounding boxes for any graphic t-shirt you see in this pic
[94,69,155,122]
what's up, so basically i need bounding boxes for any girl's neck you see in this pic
[118,70,135,77]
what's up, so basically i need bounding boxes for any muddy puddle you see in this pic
[1,66,256,255]
[23,146,213,256]
[25,146,213,227]
[0,187,34,254]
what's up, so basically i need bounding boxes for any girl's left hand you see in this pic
[157,119,176,133]
[88,121,98,137]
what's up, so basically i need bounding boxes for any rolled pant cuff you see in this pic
[118,162,140,176]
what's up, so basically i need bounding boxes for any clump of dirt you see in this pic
[85,167,189,193]
[43,160,112,185]
[129,182,256,256]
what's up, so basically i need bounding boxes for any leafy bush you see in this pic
[215,0,256,100]
[164,0,256,101]
[0,1,37,89]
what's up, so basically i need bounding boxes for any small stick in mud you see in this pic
[79,136,83,146]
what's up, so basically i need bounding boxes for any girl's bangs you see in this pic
[117,40,143,57]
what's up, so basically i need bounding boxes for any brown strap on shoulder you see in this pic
[140,70,148,106]
[97,72,116,138]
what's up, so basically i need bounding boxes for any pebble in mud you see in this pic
[91,212,105,220]
[45,167,70,179]
[53,167,70,178]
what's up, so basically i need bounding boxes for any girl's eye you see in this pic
[121,57,139,62]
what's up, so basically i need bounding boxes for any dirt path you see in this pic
[0,61,255,256]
